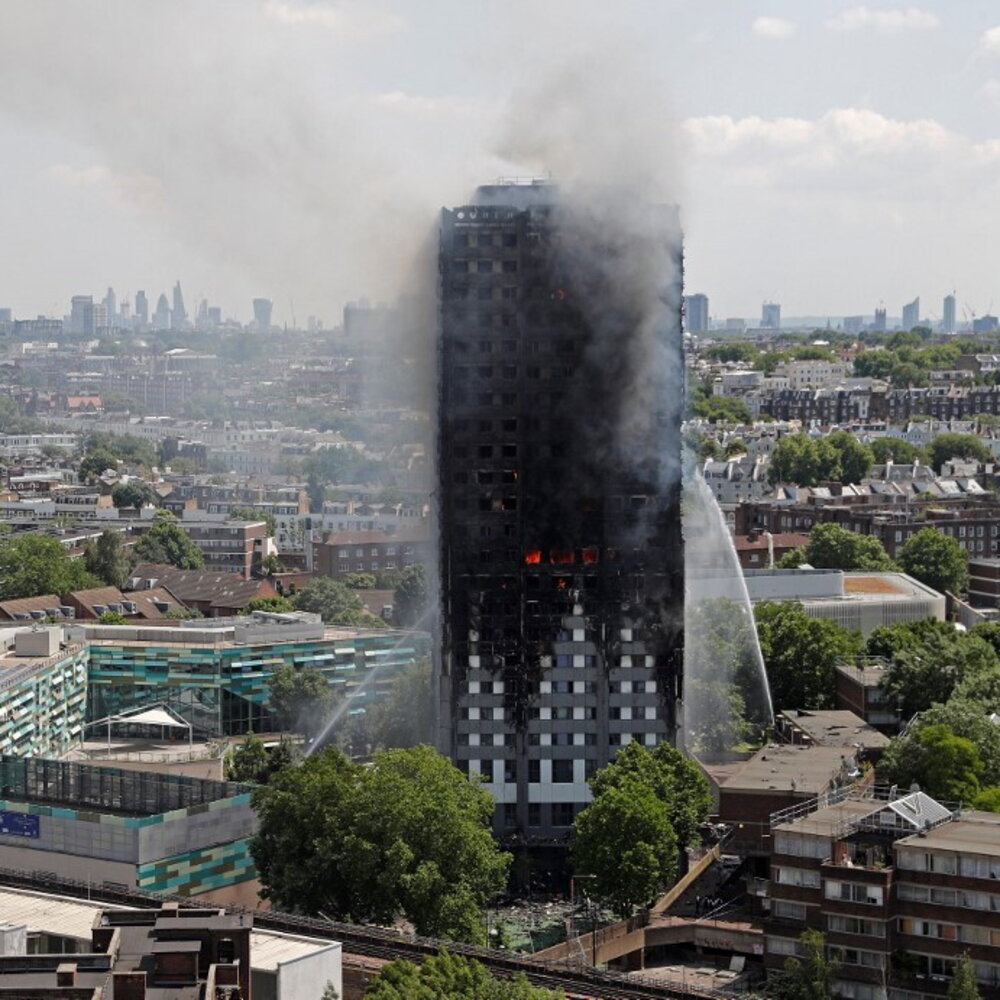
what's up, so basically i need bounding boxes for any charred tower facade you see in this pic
[437,181,684,840]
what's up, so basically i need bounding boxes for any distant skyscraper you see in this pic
[761,302,781,330]
[437,182,684,840]
[943,294,956,334]
[103,287,117,325]
[69,295,94,336]
[252,298,273,332]
[153,293,171,330]
[135,291,149,328]
[902,297,920,331]
[684,293,709,334]
[172,281,187,327]
[92,303,108,332]
[873,307,887,332]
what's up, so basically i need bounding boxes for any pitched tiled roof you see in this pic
[126,563,272,610]
[0,594,63,620]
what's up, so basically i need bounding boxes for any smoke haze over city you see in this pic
[2,1,1000,322]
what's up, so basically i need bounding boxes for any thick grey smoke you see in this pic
[493,54,686,491]
[0,1,500,319]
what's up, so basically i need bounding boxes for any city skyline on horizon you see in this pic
[3,2,1000,324]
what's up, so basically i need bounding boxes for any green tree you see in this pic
[767,433,845,487]
[948,954,982,1000]
[927,433,992,474]
[897,528,969,596]
[769,930,839,1000]
[393,564,428,628]
[226,732,270,783]
[0,535,97,600]
[755,602,862,710]
[373,659,434,749]
[251,746,510,942]
[572,779,678,918]
[293,577,386,627]
[267,664,336,737]
[868,619,997,719]
[704,343,759,364]
[132,512,204,569]
[110,480,157,509]
[343,572,377,589]
[84,529,132,588]
[364,950,563,1000]
[228,505,277,536]
[307,472,325,514]
[244,595,294,613]
[259,553,282,576]
[973,787,1000,812]
[82,431,157,468]
[869,437,927,465]
[98,610,127,624]
[78,449,119,484]
[827,430,874,485]
[692,395,752,425]
[798,523,895,571]
[587,741,712,851]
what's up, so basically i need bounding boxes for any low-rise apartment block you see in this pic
[766,787,1000,1000]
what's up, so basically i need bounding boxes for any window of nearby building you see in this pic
[552,759,574,783]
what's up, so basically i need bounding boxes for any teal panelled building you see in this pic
[85,623,430,736]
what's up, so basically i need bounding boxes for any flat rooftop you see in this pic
[896,809,1000,856]
[722,745,857,795]
[773,799,880,838]
[0,886,336,974]
[779,710,890,750]
[80,624,418,649]
[0,757,247,818]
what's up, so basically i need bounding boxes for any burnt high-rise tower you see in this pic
[437,181,685,840]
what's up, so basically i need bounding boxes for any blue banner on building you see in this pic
[0,811,39,838]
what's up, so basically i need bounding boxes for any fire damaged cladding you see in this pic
[437,181,685,839]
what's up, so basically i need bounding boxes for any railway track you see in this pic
[0,867,730,1000]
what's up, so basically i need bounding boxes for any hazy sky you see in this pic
[2,1,999,325]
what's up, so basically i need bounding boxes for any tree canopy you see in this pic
[927,433,992,474]
[132,512,204,569]
[588,742,712,851]
[0,535,97,600]
[364,950,563,1000]
[692,395,752,425]
[767,432,873,487]
[267,664,337,738]
[251,745,510,943]
[228,505,277,536]
[881,724,983,802]
[755,602,862,710]
[571,743,710,917]
[372,659,434,749]
[572,780,678,918]
[393,564,428,628]
[866,618,997,719]
[110,480,157,509]
[293,576,386,627]
[947,954,983,1000]
[897,527,969,597]
[868,437,928,465]
[226,733,298,784]
[781,523,894,572]
[84,529,132,588]
[769,930,839,1000]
